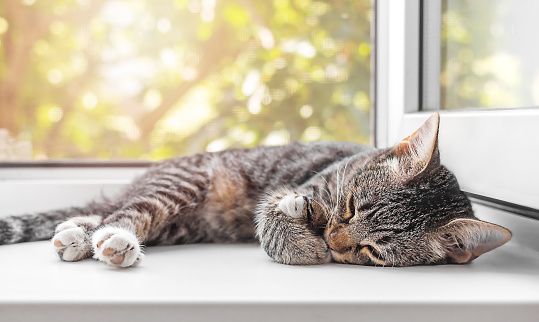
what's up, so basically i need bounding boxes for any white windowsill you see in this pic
[1,168,538,321]
[0,203,538,322]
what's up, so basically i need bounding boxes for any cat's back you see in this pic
[134,141,375,199]
[213,141,375,188]
[227,140,373,165]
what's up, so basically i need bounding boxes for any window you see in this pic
[3,0,535,219]
[376,0,539,216]
[440,0,539,110]
[0,0,372,162]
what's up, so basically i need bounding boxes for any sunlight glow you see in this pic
[48,106,63,122]
[0,18,8,35]
[101,1,135,26]
[182,66,198,81]
[1,0,373,160]
[156,18,171,33]
[299,105,313,118]
[143,89,163,110]
[107,116,140,141]
[264,130,290,146]
[258,27,275,49]
[160,48,177,67]
[297,41,316,58]
[82,92,98,110]
[47,69,63,84]
[242,71,261,96]
[102,59,154,96]
[206,138,229,152]
[303,126,321,141]
[248,85,265,114]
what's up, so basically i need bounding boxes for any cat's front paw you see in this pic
[279,195,307,218]
[52,225,90,262]
[92,227,143,268]
[52,219,96,262]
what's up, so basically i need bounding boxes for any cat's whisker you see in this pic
[311,170,336,212]
[311,198,330,220]
[315,191,337,225]
[374,248,382,267]
[311,170,330,186]
[333,156,354,219]
[339,156,354,201]
[389,247,397,267]
[379,250,387,267]
[315,185,333,207]
[313,191,328,210]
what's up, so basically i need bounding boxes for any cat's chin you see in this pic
[329,249,347,264]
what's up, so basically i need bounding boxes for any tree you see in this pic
[0,0,372,160]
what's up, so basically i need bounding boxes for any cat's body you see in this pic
[0,114,511,267]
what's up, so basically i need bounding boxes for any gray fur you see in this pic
[0,116,512,266]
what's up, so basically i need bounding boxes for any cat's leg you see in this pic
[52,215,103,261]
[90,161,213,268]
[91,189,196,267]
[255,187,330,265]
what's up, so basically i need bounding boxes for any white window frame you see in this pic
[375,0,539,212]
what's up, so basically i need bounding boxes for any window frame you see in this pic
[375,0,539,217]
[2,0,538,220]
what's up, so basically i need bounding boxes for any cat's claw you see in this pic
[92,227,143,268]
[279,194,305,218]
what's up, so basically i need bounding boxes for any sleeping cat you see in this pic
[0,113,511,267]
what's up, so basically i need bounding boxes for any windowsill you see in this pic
[1,204,538,322]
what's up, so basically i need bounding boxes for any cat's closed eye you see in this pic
[376,236,392,245]
[361,244,384,261]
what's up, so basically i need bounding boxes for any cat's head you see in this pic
[325,113,511,266]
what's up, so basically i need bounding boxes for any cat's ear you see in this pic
[436,218,512,264]
[391,113,440,179]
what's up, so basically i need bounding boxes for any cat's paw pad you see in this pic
[279,194,306,218]
[92,227,143,268]
[52,227,90,261]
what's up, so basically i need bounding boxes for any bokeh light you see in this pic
[0,0,371,161]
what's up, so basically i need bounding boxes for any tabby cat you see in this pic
[0,113,511,267]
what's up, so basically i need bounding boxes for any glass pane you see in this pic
[0,0,371,161]
[441,0,539,110]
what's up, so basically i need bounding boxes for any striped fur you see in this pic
[0,115,512,267]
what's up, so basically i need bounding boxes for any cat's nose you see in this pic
[328,230,351,253]
[328,231,337,250]
[329,230,338,241]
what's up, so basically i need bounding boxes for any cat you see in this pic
[0,113,511,267]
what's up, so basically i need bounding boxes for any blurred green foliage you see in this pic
[0,0,371,160]
[441,0,533,109]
